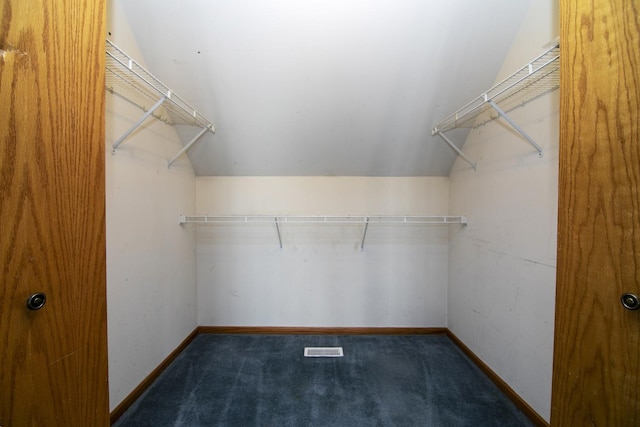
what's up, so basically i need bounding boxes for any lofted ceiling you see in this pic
[115,0,532,176]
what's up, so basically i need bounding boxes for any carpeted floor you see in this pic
[113,334,534,426]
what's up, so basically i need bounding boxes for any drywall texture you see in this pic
[105,1,198,411]
[196,177,451,327]
[447,0,558,421]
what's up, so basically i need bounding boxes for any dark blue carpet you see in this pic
[114,334,534,426]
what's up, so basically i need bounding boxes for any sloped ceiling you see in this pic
[115,0,532,176]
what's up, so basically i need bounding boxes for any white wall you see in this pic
[196,177,451,327]
[447,0,559,421]
[105,0,198,411]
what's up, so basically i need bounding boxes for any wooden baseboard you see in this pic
[197,326,447,335]
[109,327,199,425]
[445,330,549,427]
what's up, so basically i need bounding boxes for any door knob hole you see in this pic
[621,293,640,311]
[26,293,47,310]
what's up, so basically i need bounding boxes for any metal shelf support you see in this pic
[435,132,477,170]
[112,96,167,152]
[274,217,283,249]
[167,125,214,168]
[487,100,543,156]
[431,42,559,169]
[106,39,215,165]
[360,217,370,251]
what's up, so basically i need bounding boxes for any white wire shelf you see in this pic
[179,215,468,250]
[106,39,215,166]
[432,41,560,170]
[179,215,467,225]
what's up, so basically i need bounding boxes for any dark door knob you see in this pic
[26,292,47,310]
[621,293,640,310]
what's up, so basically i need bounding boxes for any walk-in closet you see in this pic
[2,0,638,426]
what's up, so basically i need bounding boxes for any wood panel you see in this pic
[0,0,108,425]
[552,0,640,425]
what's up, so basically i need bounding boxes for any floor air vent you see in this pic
[304,347,344,357]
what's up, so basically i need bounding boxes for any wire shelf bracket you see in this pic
[106,39,215,167]
[360,217,370,251]
[431,41,559,170]
[179,215,468,250]
[274,217,283,249]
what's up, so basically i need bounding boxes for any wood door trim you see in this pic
[197,325,447,335]
[109,327,199,424]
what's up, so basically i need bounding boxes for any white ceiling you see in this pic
[116,0,532,176]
